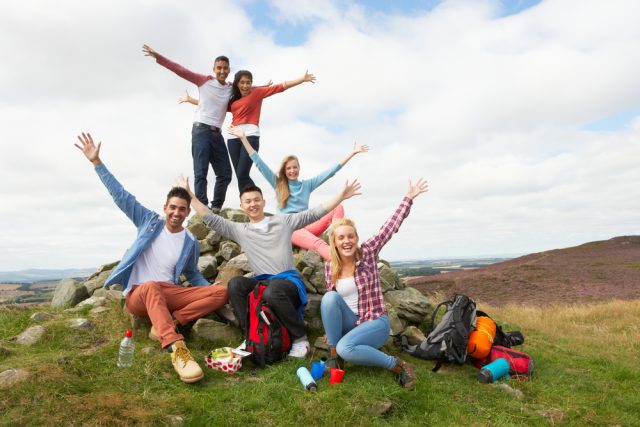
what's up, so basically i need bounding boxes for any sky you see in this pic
[1,0,639,271]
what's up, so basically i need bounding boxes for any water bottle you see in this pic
[117,329,135,368]
[477,358,510,383]
[296,367,317,392]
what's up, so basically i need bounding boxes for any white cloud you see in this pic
[1,0,639,270]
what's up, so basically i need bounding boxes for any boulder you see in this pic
[192,319,242,343]
[215,265,245,287]
[198,255,217,279]
[308,269,326,294]
[83,269,112,295]
[303,294,323,331]
[379,263,400,293]
[92,288,123,301]
[0,369,30,389]
[313,336,329,351]
[16,325,45,346]
[205,229,222,248]
[198,238,215,255]
[384,287,432,324]
[296,250,323,271]
[214,305,238,327]
[385,304,407,336]
[215,241,241,264]
[84,261,118,281]
[222,208,249,223]
[401,325,427,345]
[187,216,210,240]
[108,284,123,291]
[68,318,94,330]
[77,296,108,308]
[50,278,89,308]
[90,306,111,315]
[30,312,54,322]
[225,253,252,273]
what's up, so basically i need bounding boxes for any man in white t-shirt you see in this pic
[75,132,228,383]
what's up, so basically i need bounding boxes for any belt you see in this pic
[194,122,221,132]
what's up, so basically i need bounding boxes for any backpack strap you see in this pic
[429,300,451,333]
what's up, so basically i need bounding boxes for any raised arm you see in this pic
[321,179,362,213]
[142,44,210,86]
[175,175,210,218]
[283,70,316,90]
[178,90,199,105]
[227,126,256,156]
[339,143,369,166]
[74,132,155,227]
[406,178,429,200]
[142,44,160,59]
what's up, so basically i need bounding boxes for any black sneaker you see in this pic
[394,358,416,390]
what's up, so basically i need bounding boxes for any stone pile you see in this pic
[49,208,433,345]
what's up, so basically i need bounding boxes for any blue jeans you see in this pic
[191,123,232,209]
[227,136,260,193]
[320,291,395,369]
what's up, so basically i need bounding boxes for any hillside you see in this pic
[409,236,640,306]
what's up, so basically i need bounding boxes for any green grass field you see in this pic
[1,299,639,426]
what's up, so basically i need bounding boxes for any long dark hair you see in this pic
[230,70,253,105]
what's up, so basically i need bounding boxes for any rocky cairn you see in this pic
[48,208,432,347]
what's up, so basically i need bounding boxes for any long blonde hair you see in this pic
[276,155,298,209]
[328,218,361,285]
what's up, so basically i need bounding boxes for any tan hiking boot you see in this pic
[170,340,204,383]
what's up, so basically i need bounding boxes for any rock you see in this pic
[77,296,108,308]
[165,415,185,427]
[68,318,94,330]
[83,270,112,295]
[187,216,210,240]
[303,294,322,321]
[215,241,241,264]
[128,312,152,330]
[64,306,85,313]
[206,229,222,248]
[379,263,400,293]
[308,269,326,293]
[30,312,54,322]
[368,400,393,416]
[92,288,123,301]
[84,261,118,281]
[16,325,46,346]
[384,287,432,324]
[0,346,13,358]
[50,278,89,308]
[90,306,111,315]
[225,253,252,273]
[296,250,323,271]
[0,369,30,389]
[109,284,123,291]
[498,383,524,400]
[401,325,427,345]
[215,265,245,287]
[313,336,328,351]
[214,305,238,327]
[385,304,407,336]
[192,319,242,343]
[198,255,217,279]
[198,238,214,254]
[222,208,249,223]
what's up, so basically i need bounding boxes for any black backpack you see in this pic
[402,294,477,371]
[245,283,292,367]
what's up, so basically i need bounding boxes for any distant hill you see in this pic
[0,268,95,283]
[408,236,640,306]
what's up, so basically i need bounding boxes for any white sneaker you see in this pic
[288,337,310,358]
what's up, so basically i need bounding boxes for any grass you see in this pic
[1,299,639,426]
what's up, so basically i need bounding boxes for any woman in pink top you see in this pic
[182,69,315,192]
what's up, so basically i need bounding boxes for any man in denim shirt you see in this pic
[75,132,228,383]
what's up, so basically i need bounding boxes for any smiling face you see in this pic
[213,59,230,85]
[237,75,252,97]
[240,190,266,223]
[284,158,300,181]
[163,196,190,232]
[332,224,359,261]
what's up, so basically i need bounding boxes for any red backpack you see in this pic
[474,345,534,379]
[246,283,291,367]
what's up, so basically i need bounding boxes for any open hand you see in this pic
[142,44,159,58]
[227,126,245,138]
[352,142,369,156]
[175,174,193,194]
[74,132,102,165]
[342,179,362,200]
[178,90,191,104]
[406,178,428,200]
[303,70,316,83]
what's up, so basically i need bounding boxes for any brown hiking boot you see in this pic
[170,341,204,383]
[393,357,416,390]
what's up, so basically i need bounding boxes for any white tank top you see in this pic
[336,277,358,314]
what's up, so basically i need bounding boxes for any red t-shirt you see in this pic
[230,83,286,126]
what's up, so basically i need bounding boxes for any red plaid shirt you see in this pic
[325,196,413,325]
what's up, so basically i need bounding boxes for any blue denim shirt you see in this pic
[95,163,209,292]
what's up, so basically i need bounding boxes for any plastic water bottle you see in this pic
[117,329,135,368]
[296,367,317,392]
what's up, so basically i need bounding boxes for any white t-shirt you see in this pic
[195,80,232,127]
[125,227,186,296]
[336,277,359,314]
[250,216,271,233]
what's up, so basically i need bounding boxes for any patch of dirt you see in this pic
[408,236,640,306]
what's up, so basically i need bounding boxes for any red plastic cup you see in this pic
[329,368,345,384]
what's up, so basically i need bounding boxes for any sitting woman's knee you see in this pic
[336,339,355,360]
[321,291,340,309]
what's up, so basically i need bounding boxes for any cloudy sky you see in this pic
[1,0,639,271]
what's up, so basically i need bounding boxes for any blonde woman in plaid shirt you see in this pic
[321,178,428,389]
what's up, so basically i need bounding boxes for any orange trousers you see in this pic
[126,281,228,348]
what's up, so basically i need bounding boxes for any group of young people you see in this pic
[74,45,428,389]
